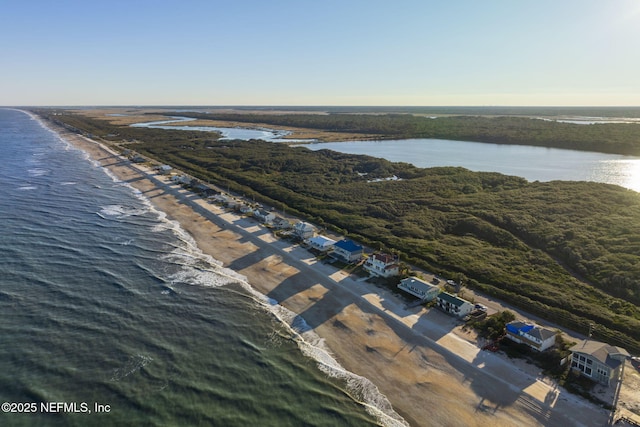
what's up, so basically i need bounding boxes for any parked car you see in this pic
[474,304,487,311]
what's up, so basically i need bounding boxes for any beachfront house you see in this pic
[192,182,217,198]
[307,235,337,252]
[272,217,292,230]
[397,277,440,301]
[171,175,191,185]
[157,164,173,174]
[436,292,474,318]
[254,209,276,224]
[238,204,254,215]
[331,239,364,264]
[213,193,232,204]
[569,340,629,386]
[505,321,557,352]
[363,253,400,278]
[294,222,315,239]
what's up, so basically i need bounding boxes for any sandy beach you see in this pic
[45,120,619,427]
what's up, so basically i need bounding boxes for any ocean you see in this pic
[0,109,386,427]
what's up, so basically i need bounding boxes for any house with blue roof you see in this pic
[505,321,557,352]
[331,239,364,263]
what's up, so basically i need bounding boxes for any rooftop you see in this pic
[570,339,630,369]
[437,292,471,307]
[308,235,337,246]
[399,277,438,292]
[334,239,363,252]
[506,321,556,341]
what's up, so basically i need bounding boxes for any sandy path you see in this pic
[46,122,613,427]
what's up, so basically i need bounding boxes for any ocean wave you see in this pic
[110,354,154,382]
[162,240,247,289]
[98,204,150,220]
[258,295,409,427]
[27,168,50,177]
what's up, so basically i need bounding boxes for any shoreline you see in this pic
[40,116,612,426]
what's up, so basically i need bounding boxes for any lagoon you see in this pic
[132,117,313,142]
[300,139,640,192]
[132,118,640,192]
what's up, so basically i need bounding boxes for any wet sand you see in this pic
[46,120,612,427]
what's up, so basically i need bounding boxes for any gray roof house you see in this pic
[569,339,629,386]
[436,292,474,318]
[397,277,440,301]
[294,222,315,239]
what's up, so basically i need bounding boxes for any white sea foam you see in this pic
[17,186,37,191]
[257,295,409,427]
[27,168,50,177]
[110,354,154,382]
[98,204,150,219]
[160,231,247,289]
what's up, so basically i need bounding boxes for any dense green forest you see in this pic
[163,111,640,156]
[38,110,640,353]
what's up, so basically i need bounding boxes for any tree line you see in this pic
[165,111,640,156]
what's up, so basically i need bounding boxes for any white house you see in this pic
[397,277,440,301]
[294,222,315,239]
[254,209,276,224]
[569,340,629,386]
[363,253,400,278]
[505,321,557,351]
[307,235,337,252]
[436,292,474,318]
[158,164,173,174]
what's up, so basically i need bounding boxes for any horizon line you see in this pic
[5,104,640,109]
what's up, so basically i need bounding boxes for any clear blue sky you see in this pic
[2,0,639,106]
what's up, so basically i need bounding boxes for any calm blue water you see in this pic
[132,117,314,143]
[0,109,386,427]
[300,139,640,192]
